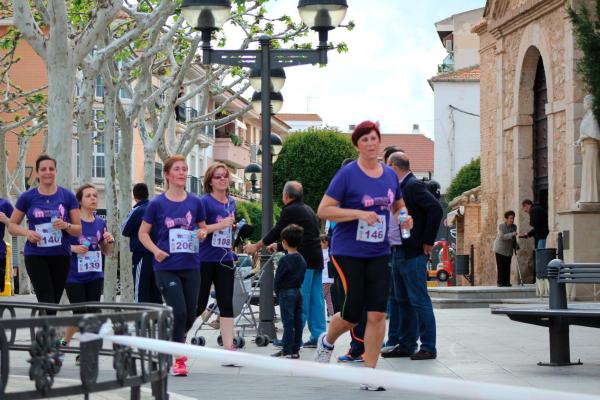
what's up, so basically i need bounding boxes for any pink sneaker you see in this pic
[172,356,188,376]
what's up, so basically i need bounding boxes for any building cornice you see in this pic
[488,0,565,39]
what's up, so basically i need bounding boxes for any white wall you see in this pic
[433,81,480,194]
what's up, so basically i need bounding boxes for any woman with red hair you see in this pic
[314,121,410,391]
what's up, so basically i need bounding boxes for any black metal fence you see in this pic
[0,301,173,400]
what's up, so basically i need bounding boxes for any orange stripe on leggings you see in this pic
[350,327,365,343]
[331,256,347,294]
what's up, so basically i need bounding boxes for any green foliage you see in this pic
[272,128,357,212]
[235,200,281,243]
[568,0,600,121]
[445,158,481,202]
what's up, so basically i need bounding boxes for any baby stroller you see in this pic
[189,252,276,348]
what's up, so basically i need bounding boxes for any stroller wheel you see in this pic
[233,336,245,349]
[191,336,206,346]
[255,335,269,347]
[217,335,223,347]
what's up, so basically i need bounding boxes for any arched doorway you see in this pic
[532,58,548,209]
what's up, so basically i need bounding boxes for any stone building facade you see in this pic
[475,0,600,294]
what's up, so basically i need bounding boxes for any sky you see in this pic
[258,0,486,137]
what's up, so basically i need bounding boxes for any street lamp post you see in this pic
[244,162,262,195]
[181,0,348,340]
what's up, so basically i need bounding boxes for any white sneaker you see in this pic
[360,384,386,392]
[313,333,334,363]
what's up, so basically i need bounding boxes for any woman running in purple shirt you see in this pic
[61,184,115,362]
[314,121,410,391]
[138,155,207,377]
[197,162,237,352]
[9,155,82,314]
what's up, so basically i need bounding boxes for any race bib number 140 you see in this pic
[35,223,62,248]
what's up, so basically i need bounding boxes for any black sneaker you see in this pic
[290,353,300,359]
[381,345,414,358]
[303,340,318,348]
[271,350,291,358]
[410,350,437,360]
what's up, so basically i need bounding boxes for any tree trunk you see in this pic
[13,137,31,293]
[76,71,96,184]
[0,133,7,198]
[143,146,156,197]
[116,115,134,302]
[101,71,119,302]
[46,63,75,188]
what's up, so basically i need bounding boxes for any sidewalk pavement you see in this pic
[2,294,600,399]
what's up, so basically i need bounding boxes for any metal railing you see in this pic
[0,301,172,400]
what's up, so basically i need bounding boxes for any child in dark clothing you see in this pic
[272,224,307,358]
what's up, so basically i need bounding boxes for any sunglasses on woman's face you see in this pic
[212,174,229,180]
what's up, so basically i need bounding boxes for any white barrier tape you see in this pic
[78,320,600,400]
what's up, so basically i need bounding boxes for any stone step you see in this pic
[428,285,537,300]
[432,297,546,309]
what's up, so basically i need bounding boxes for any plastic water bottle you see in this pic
[234,218,247,239]
[82,239,91,249]
[399,210,411,239]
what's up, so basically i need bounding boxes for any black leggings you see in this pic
[0,257,5,293]
[197,261,235,318]
[330,255,390,324]
[65,279,104,314]
[155,269,200,343]
[25,255,71,315]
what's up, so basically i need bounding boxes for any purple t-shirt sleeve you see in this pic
[4,202,13,218]
[325,169,347,202]
[15,191,30,213]
[66,189,79,212]
[99,218,107,244]
[196,196,206,224]
[142,200,157,225]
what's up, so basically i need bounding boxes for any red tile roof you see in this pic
[376,133,434,174]
[429,65,480,83]
[276,113,323,122]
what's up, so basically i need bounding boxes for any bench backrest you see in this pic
[557,263,600,284]
[547,260,600,309]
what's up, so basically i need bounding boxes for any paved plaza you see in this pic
[2,294,600,399]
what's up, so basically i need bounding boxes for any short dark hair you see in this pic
[133,183,149,200]
[35,154,57,171]
[351,120,381,146]
[388,152,410,170]
[284,181,303,202]
[521,199,533,206]
[341,158,354,167]
[383,146,404,163]
[504,210,516,219]
[281,224,303,248]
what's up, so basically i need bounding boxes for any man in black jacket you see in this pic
[244,181,325,347]
[121,183,161,304]
[518,199,549,249]
[382,152,443,360]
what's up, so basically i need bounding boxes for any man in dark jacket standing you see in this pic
[381,152,443,360]
[121,183,161,304]
[519,199,549,249]
[245,181,325,347]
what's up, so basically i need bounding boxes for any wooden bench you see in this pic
[492,259,600,366]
